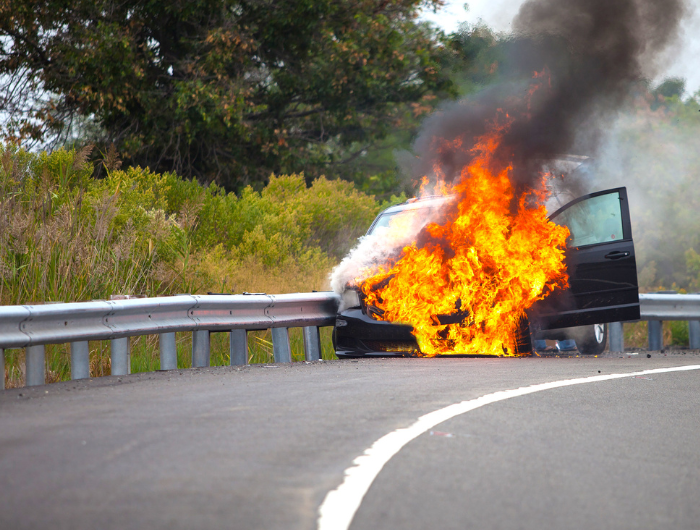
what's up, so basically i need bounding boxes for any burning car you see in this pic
[333,186,640,357]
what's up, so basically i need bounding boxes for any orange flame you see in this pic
[357,120,570,357]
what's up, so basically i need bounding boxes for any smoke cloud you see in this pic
[578,103,700,291]
[331,0,688,295]
[412,0,685,193]
[330,203,447,306]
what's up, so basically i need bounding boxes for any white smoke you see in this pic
[330,200,450,309]
[571,99,700,290]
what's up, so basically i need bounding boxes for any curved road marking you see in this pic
[318,364,700,530]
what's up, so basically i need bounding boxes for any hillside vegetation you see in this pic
[591,83,700,293]
[0,146,401,387]
[0,145,396,306]
[3,14,700,382]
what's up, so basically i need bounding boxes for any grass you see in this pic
[622,320,690,350]
[1,146,387,388]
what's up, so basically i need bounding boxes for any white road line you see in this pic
[317,364,700,530]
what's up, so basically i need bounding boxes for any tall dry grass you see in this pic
[2,145,391,387]
[1,156,159,305]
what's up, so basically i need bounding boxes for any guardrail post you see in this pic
[1,348,4,390]
[609,322,624,353]
[111,338,130,376]
[689,321,700,350]
[159,333,177,370]
[272,328,291,363]
[26,345,45,386]
[70,341,90,380]
[230,329,248,366]
[192,330,210,368]
[648,320,663,351]
[303,326,321,361]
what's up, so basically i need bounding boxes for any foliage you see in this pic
[0,145,386,306]
[1,145,390,386]
[336,21,507,198]
[0,145,156,304]
[623,320,689,350]
[669,320,689,347]
[0,0,454,189]
[446,22,503,95]
[653,77,686,100]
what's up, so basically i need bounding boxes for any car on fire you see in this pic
[333,186,640,357]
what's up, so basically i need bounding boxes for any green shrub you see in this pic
[1,145,387,386]
[670,321,689,346]
[0,145,161,304]
[1,146,385,302]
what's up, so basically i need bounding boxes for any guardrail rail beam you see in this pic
[9,291,700,390]
[0,292,341,389]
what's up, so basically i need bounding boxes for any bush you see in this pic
[2,145,391,386]
[0,145,159,304]
[0,146,386,303]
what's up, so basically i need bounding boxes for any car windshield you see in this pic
[368,208,432,236]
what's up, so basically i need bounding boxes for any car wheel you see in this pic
[513,314,533,356]
[577,323,607,355]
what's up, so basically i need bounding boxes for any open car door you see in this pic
[532,187,640,330]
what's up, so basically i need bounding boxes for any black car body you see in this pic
[334,187,640,357]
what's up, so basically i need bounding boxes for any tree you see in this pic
[337,21,505,199]
[446,21,502,95]
[654,77,685,100]
[0,0,454,189]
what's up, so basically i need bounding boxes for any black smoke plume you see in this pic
[331,0,687,295]
[408,0,687,200]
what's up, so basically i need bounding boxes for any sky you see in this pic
[420,0,700,97]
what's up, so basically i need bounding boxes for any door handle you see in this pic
[604,251,630,260]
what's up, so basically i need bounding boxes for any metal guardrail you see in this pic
[609,293,700,353]
[638,293,700,320]
[0,292,340,390]
[2,292,699,390]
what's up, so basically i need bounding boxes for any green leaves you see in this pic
[0,146,385,303]
[1,0,453,190]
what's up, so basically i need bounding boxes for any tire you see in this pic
[513,314,533,356]
[576,323,607,355]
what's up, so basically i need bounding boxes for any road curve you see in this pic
[1,352,699,530]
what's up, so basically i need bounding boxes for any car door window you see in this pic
[552,191,624,247]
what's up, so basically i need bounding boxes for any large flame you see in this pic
[357,121,570,357]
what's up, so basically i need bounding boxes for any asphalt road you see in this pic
[1,351,699,530]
